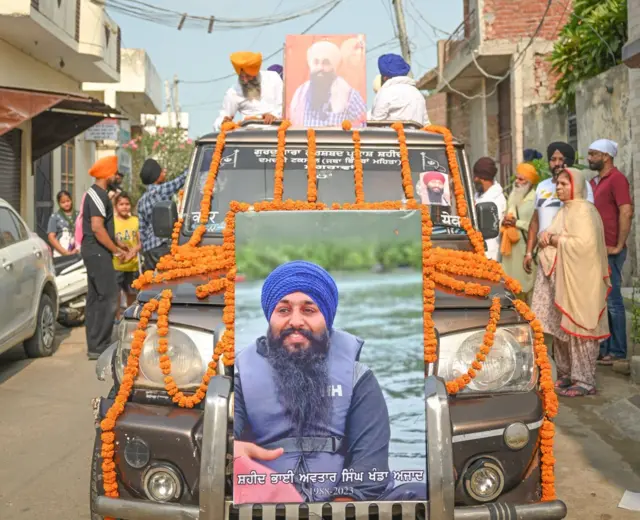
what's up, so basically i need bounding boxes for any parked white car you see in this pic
[0,198,59,358]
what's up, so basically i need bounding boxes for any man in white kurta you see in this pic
[213,52,283,131]
[473,157,507,261]
[369,54,430,126]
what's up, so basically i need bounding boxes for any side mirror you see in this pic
[152,200,178,240]
[476,201,500,240]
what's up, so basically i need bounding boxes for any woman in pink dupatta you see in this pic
[536,168,611,397]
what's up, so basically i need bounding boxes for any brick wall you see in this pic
[532,51,560,102]
[483,0,572,41]
[426,92,447,126]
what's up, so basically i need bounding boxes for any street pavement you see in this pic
[0,327,639,519]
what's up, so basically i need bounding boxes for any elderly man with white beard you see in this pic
[214,51,283,131]
[289,40,367,127]
[500,163,540,301]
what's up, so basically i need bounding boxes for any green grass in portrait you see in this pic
[235,210,423,280]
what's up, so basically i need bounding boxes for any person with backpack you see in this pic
[81,155,134,360]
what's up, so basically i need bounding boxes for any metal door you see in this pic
[34,151,53,242]
[0,129,22,212]
[497,76,512,187]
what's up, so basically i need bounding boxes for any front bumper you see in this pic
[93,377,567,520]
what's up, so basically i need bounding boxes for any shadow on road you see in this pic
[0,325,73,386]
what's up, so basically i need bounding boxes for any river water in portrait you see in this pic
[235,269,427,480]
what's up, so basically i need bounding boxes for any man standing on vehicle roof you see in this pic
[81,155,132,360]
[213,52,283,131]
[369,54,430,126]
[137,158,188,273]
[473,157,507,261]
[289,40,367,128]
[234,261,426,503]
[523,142,594,275]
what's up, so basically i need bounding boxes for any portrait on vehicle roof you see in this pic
[284,34,367,128]
[232,210,427,504]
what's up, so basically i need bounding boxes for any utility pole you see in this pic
[164,79,173,129]
[392,0,412,68]
[172,74,181,129]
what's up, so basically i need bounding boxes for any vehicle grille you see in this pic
[226,501,427,520]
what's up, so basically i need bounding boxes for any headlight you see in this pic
[115,320,212,390]
[437,325,536,393]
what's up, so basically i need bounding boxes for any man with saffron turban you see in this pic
[500,163,540,300]
[81,156,130,360]
[289,40,367,127]
[370,53,429,125]
[234,261,427,503]
[214,51,283,131]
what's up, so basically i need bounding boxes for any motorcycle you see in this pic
[53,253,87,327]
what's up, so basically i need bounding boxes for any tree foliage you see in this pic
[121,127,195,207]
[550,0,627,109]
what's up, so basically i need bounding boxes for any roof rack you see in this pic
[237,119,425,130]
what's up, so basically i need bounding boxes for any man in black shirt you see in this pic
[81,155,132,360]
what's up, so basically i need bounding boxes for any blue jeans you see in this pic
[600,247,628,359]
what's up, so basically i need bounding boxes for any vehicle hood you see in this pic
[137,274,511,310]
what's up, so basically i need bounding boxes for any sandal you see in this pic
[597,355,613,366]
[557,385,596,397]
[554,376,571,389]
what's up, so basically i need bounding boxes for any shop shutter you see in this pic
[0,129,22,212]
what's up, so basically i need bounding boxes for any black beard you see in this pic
[589,161,603,171]
[265,326,331,444]
[427,188,443,203]
[309,71,337,114]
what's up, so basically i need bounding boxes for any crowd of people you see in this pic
[473,139,633,398]
[47,155,184,360]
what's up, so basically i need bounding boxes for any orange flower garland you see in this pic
[307,128,317,203]
[104,119,557,506]
[273,120,292,203]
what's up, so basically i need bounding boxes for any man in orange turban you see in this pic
[81,154,132,360]
[214,51,283,131]
[500,162,540,301]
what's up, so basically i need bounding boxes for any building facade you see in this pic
[418,0,571,185]
[0,1,162,241]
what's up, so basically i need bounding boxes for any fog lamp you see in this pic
[143,465,182,502]
[504,422,530,451]
[463,459,504,502]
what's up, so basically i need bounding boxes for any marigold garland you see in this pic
[307,128,318,203]
[103,119,558,506]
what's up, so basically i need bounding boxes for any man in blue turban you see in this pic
[234,260,427,502]
[369,53,430,125]
[267,64,284,80]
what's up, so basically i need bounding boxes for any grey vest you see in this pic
[235,329,365,500]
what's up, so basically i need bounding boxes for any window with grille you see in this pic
[61,140,75,196]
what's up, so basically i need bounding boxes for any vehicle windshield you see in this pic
[183,142,469,238]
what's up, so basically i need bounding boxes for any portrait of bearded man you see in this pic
[233,260,427,503]
[289,40,367,128]
[416,171,450,206]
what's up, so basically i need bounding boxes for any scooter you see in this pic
[53,253,87,327]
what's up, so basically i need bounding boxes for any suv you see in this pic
[91,122,567,520]
[0,198,59,359]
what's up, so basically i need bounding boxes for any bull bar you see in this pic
[93,376,567,520]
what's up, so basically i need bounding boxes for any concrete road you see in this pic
[0,328,639,519]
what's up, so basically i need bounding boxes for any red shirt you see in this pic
[589,167,632,247]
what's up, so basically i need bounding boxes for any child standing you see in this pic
[113,193,141,320]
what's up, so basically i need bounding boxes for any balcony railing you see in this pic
[443,9,477,67]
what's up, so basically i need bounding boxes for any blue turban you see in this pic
[267,64,283,79]
[261,260,339,330]
[378,53,410,78]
